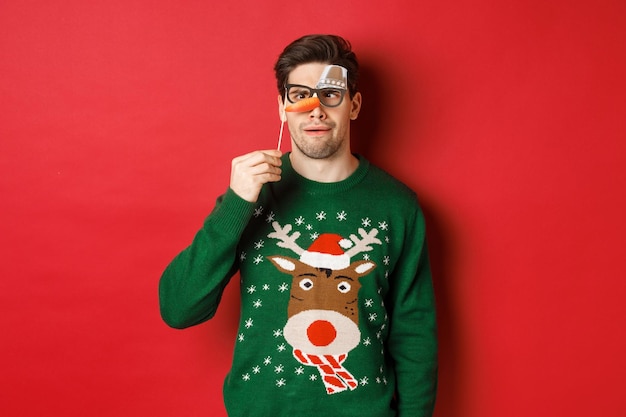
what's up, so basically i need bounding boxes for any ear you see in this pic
[277,94,287,122]
[350,259,376,277]
[268,255,298,272]
[349,92,362,121]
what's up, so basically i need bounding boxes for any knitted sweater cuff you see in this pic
[204,187,256,237]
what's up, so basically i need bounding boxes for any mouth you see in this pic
[303,124,332,136]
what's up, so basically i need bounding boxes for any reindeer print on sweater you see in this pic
[268,221,380,394]
[236,206,393,396]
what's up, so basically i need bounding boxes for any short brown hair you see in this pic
[274,34,359,99]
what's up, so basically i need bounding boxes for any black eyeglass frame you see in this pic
[284,84,347,108]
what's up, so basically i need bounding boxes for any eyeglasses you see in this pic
[285,84,347,108]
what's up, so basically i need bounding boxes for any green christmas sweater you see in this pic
[159,153,438,417]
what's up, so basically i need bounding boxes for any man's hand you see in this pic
[230,150,282,202]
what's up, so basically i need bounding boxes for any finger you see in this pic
[233,150,282,170]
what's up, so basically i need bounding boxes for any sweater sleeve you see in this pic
[159,188,255,329]
[387,203,438,417]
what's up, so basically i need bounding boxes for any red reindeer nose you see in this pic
[307,320,337,347]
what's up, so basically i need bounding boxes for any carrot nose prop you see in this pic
[285,97,321,112]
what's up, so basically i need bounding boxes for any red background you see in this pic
[2,1,625,416]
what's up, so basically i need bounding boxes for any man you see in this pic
[159,34,438,417]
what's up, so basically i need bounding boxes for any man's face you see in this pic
[279,62,361,160]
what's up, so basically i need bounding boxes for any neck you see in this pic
[289,149,359,183]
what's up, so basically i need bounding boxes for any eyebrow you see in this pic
[334,275,354,281]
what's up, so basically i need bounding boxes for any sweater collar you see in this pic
[281,152,370,195]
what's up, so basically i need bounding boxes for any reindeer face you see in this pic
[269,255,376,355]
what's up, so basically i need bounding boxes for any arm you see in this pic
[158,188,254,328]
[387,203,438,417]
[159,150,282,329]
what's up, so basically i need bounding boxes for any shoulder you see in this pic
[359,157,420,205]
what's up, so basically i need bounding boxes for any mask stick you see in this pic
[277,91,287,150]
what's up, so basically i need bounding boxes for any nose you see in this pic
[307,320,337,347]
[309,104,327,119]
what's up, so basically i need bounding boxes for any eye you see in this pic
[337,281,351,293]
[299,278,314,291]
[288,87,311,102]
[321,89,342,99]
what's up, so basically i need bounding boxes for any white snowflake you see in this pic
[240,252,247,261]
[368,313,378,322]
[272,329,283,338]
[361,217,371,227]
[253,255,263,264]
[277,343,287,352]
[360,376,369,385]
[383,256,390,265]
[245,318,254,328]
[362,337,372,346]
[336,210,347,221]
[265,212,276,223]
[295,366,305,375]
[385,235,390,243]
[274,364,284,374]
[310,232,319,241]
[309,374,318,381]
[278,282,289,292]
[254,240,264,249]
[385,270,390,279]
[246,285,257,294]
[253,299,262,308]
[242,373,250,381]
[364,299,374,308]
[238,333,245,342]
[263,356,272,365]
[378,221,388,230]
[376,377,381,384]
[262,284,270,291]
[295,216,305,226]
[276,378,286,387]
[315,211,326,221]
[305,224,313,230]
[362,254,370,260]
[253,206,264,217]
[252,366,261,374]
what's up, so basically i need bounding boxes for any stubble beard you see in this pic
[290,121,346,160]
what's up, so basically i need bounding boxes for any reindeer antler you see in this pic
[268,222,305,255]
[344,228,382,258]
